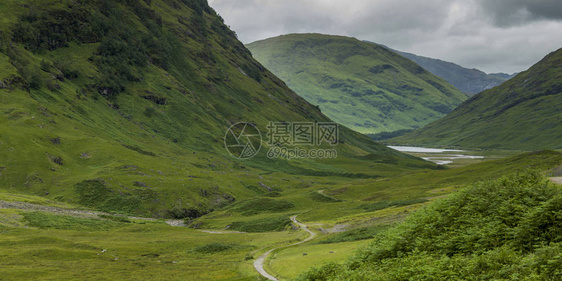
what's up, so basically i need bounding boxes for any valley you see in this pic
[0,0,561,280]
[2,149,561,280]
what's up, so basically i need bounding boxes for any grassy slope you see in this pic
[247,34,467,134]
[298,170,562,280]
[390,48,562,150]
[0,0,433,217]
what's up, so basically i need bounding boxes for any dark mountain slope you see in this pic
[0,0,432,217]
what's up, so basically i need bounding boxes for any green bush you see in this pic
[298,171,562,280]
[191,243,246,254]
[74,179,148,215]
[54,60,79,79]
[27,68,43,90]
[261,191,282,197]
[12,8,97,52]
[40,59,51,72]
[515,194,562,251]
[165,207,204,219]
[10,1,180,98]
[143,107,156,117]
[75,179,112,207]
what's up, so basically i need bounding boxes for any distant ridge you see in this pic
[365,41,516,96]
[390,48,562,150]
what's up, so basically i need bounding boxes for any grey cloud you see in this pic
[209,0,562,73]
[344,0,451,32]
[211,0,452,43]
[478,0,562,26]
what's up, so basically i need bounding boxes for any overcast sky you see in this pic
[208,0,562,74]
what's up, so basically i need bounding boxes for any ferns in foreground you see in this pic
[298,171,562,281]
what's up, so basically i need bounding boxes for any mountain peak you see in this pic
[247,34,467,134]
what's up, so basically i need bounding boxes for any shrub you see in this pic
[515,194,562,251]
[54,60,79,79]
[27,68,43,90]
[74,179,146,215]
[40,59,51,72]
[143,107,156,117]
[74,179,112,207]
[165,207,204,220]
[11,1,181,98]
[12,8,95,52]
[191,243,249,254]
[298,171,562,280]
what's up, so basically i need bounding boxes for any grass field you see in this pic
[1,150,561,280]
[268,240,371,280]
[0,208,305,280]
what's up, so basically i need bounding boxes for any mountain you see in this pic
[0,1,433,217]
[389,48,562,150]
[389,47,516,96]
[489,72,517,81]
[246,34,467,134]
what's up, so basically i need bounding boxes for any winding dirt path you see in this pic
[253,215,316,281]
[198,229,246,234]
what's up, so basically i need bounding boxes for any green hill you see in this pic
[246,34,467,134]
[390,48,562,150]
[298,170,562,280]
[0,0,432,217]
